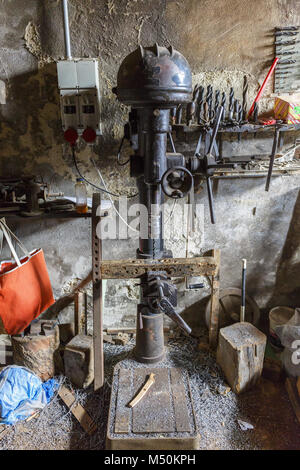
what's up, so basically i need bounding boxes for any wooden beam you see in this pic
[58,385,97,435]
[92,193,104,391]
[99,256,217,279]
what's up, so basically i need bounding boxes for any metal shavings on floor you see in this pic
[0,333,297,450]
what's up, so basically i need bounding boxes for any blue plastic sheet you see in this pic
[0,366,58,425]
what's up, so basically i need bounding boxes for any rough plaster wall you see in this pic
[0,0,300,328]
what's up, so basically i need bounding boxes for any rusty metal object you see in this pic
[135,312,165,364]
[128,372,155,408]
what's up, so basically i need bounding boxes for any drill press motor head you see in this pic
[115,43,192,107]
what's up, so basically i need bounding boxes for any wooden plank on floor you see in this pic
[58,385,97,435]
[114,369,132,434]
[132,368,173,434]
[170,368,191,433]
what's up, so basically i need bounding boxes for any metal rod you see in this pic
[240,259,247,322]
[206,176,215,224]
[265,128,280,191]
[62,0,72,60]
[207,106,223,155]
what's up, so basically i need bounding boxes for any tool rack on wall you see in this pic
[172,122,300,187]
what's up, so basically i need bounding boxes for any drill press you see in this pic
[114,44,194,363]
[106,44,222,448]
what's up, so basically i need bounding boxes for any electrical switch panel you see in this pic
[57,59,102,138]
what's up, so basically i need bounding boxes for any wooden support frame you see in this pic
[209,249,220,349]
[92,193,104,391]
[91,192,221,388]
[98,256,217,279]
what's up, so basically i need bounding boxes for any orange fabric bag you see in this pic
[0,219,55,335]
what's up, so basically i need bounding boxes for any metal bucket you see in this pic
[269,306,294,350]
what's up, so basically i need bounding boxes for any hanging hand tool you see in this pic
[247,57,279,119]
[128,373,155,408]
[253,102,259,138]
[242,75,248,121]
[275,31,298,36]
[221,92,226,122]
[197,86,204,124]
[238,103,243,143]
[214,90,220,117]
[170,107,177,125]
[275,40,300,46]
[265,127,280,192]
[278,58,296,64]
[238,103,243,123]
[275,26,300,31]
[277,50,298,55]
[190,106,235,224]
[253,102,258,122]
[176,103,183,124]
[203,101,210,123]
[234,99,239,122]
[186,84,200,125]
[240,259,247,322]
[228,87,234,121]
[206,85,213,121]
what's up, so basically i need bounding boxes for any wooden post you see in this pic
[209,249,220,349]
[92,193,104,391]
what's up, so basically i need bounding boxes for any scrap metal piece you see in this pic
[128,372,155,408]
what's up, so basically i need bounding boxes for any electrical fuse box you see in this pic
[57,58,101,137]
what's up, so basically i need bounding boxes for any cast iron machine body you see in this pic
[114,44,194,363]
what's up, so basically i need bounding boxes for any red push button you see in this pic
[82,127,97,143]
[64,128,78,146]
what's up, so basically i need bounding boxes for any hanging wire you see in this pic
[117,136,130,166]
[72,146,137,198]
[90,158,139,233]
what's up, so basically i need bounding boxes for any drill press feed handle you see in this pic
[161,166,194,199]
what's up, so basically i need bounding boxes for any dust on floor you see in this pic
[0,333,299,450]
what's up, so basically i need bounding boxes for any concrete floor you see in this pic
[0,333,299,450]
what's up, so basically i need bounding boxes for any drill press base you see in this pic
[106,365,199,450]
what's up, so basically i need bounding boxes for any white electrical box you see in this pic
[57,59,101,136]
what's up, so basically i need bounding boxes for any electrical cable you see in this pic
[117,136,130,166]
[72,146,138,198]
[91,157,139,233]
